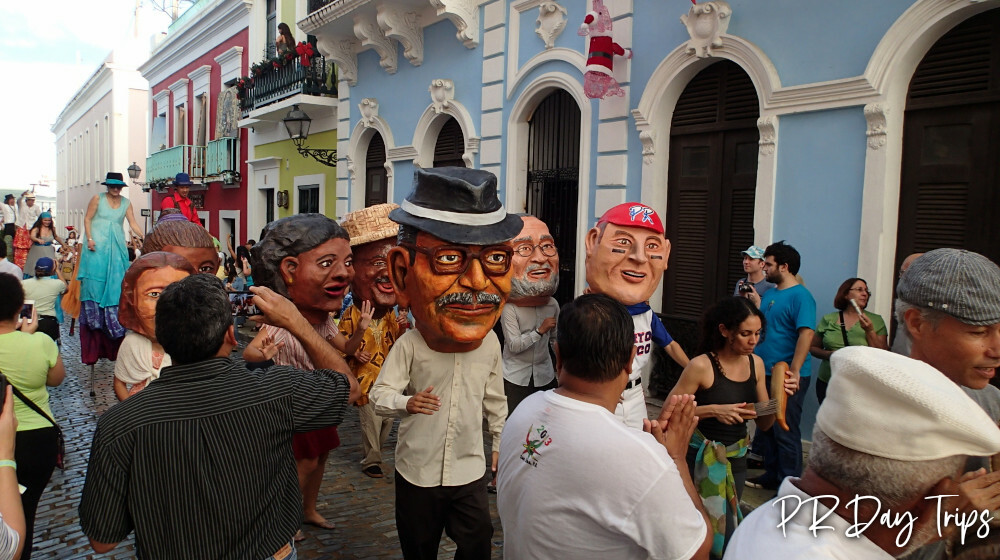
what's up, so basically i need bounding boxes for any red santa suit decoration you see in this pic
[578,0,632,99]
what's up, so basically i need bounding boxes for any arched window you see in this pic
[896,8,1000,268]
[365,132,388,207]
[525,89,580,305]
[432,117,466,168]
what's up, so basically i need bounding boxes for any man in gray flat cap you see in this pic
[726,347,1000,559]
[894,248,1000,559]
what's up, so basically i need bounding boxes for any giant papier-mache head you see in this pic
[251,213,353,321]
[508,215,559,306]
[584,202,670,306]
[387,167,523,353]
[118,251,197,341]
[341,203,400,313]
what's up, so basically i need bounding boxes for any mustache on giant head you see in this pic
[435,292,502,307]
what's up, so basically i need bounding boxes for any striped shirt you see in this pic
[79,357,351,559]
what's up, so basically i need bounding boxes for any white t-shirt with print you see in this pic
[497,390,707,560]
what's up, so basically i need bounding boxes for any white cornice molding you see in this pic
[377,5,424,66]
[299,0,372,34]
[188,65,212,95]
[152,89,171,112]
[428,0,479,48]
[51,64,114,132]
[387,145,419,161]
[169,78,190,106]
[316,36,360,86]
[214,46,245,84]
[139,0,251,85]
[354,14,398,74]
[507,47,585,98]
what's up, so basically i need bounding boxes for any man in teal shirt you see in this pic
[745,241,815,491]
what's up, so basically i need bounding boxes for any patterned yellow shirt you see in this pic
[338,304,403,406]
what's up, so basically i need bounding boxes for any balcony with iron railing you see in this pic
[146,137,240,187]
[238,55,336,118]
[146,145,205,183]
[307,0,336,13]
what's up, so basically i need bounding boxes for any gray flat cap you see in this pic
[896,248,1000,326]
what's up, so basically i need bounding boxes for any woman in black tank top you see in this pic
[666,297,777,557]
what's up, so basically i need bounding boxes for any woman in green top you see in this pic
[810,277,888,404]
[0,273,65,560]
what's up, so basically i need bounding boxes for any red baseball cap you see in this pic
[596,202,664,235]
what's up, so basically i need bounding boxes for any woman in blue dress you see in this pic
[77,172,144,365]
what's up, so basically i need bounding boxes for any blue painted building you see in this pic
[300,0,1000,434]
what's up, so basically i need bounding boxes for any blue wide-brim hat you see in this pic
[389,167,523,246]
[101,172,127,186]
[175,173,193,186]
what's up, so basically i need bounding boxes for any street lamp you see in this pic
[283,105,337,167]
[126,162,156,192]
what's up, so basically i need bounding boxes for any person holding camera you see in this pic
[733,245,775,300]
[0,273,65,560]
[0,383,25,560]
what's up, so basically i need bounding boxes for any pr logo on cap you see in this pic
[628,205,655,225]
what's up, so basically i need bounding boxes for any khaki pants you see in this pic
[358,402,393,468]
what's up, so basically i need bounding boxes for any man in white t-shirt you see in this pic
[497,294,710,560]
[725,347,1000,559]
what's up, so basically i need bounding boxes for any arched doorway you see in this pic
[662,60,760,327]
[896,9,1000,268]
[365,132,387,207]
[526,89,580,305]
[432,117,466,168]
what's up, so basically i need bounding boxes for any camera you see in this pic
[738,281,754,294]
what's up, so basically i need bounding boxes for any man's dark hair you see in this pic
[251,214,350,298]
[557,294,633,382]
[156,274,231,364]
[764,240,801,275]
[0,274,23,320]
[398,224,420,264]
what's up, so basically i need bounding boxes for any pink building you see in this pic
[139,0,250,243]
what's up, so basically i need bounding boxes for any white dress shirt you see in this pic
[371,328,507,487]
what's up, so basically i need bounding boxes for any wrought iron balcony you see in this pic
[307,0,336,14]
[206,137,238,177]
[239,56,336,117]
[146,145,206,183]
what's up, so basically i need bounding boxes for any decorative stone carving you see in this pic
[638,130,656,164]
[680,0,732,58]
[359,98,380,128]
[536,1,568,49]
[429,79,455,114]
[346,155,356,179]
[757,116,776,155]
[428,0,479,48]
[317,37,359,86]
[377,6,424,66]
[354,14,398,74]
[864,103,888,150]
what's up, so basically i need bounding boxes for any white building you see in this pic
[52,46,151,235]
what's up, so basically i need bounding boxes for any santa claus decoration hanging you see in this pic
[578,0,632,99]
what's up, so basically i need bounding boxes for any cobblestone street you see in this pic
[29,323,776,559]
[29,324,505,559]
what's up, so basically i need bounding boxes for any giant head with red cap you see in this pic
[584,202,670,306]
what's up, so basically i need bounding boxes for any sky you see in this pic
[0,1,172,196]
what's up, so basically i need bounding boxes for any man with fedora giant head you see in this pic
[160,173,201,225]
[370,167,521,559]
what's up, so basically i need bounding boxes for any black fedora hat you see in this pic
[101,172,127,186]
[389,167,523,245]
